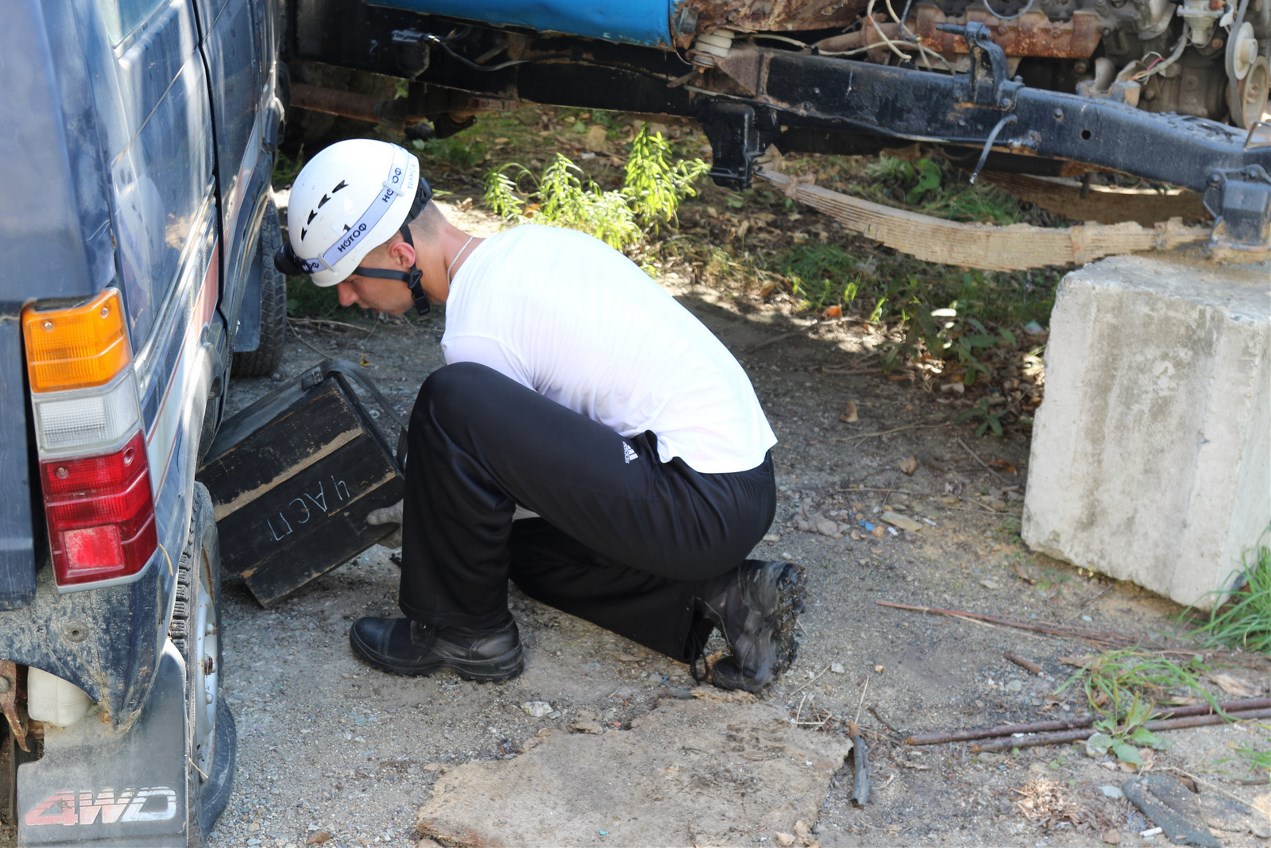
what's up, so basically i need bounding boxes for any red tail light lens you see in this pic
[40,431,157,586]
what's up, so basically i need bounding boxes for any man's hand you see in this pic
[367,500,403,548]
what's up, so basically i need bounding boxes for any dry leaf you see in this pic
[821,304,842,319]
[840,400,859,423]
[900,455,919,476]
[306,833,333,845]
[1210,672,1260,697]
[988,458,1018,474]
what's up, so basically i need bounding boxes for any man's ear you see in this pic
[389,238,416,269]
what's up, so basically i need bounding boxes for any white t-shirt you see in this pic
[441,225,777,474]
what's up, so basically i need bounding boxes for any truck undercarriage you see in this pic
[281,0,1271,252]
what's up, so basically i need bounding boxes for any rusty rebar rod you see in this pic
[968,707,1271,753]
[906,698,1271,746]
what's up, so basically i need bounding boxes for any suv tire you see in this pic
[233,198,288,377]
[171,484,236,845]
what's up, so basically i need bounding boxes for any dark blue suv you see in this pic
[0,0,283,844]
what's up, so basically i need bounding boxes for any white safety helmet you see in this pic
[276,139,431,287]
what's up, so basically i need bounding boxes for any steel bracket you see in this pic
[700,102,781,190]
[937,21,1022,110]
[1204,166,1271,250]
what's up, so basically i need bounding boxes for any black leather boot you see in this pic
[349,615,524,681]
[696,560,805,693]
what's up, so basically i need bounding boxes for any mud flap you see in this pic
[16,643,190,847]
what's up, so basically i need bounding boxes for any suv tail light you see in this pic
[22,289,157,589]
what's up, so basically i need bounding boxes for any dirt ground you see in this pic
[202,198,1270,848]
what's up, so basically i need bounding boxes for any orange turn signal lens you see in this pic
[23,289,132,393]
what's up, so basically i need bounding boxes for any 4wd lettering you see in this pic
[24,786,178,827]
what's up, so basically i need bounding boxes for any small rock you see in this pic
[775,834,796,847]
[1100,785,1124,799]
[1101,829,1122,844]
[584,125,607,149]
[521,701,553,718]
[763,533,781,543]
[1005,680,1024,693]
[899,455,919,476]
[569,720,604,735]
[880,511,923,532]
[306,833,333,845]
[814,516,841,537]
[871,525,886,539]
[830,663,846,674]
[840,400,859,423]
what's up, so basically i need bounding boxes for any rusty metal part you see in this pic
[288,83,514,127]
[290,82,407,125]
[913,6,1104,59]
[709,49,771,96]
[677,0,872,47]
[0,662,29,753]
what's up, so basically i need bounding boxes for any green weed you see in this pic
[1184,544,1271,655]
[862,153,1029,225]
[1059,649,1219,766]
[956,397,1005,437]
[1235,743,1271,781]
[624,125,710,231]
[778,244,863,312]
[285,277,339,319]
[483,123,708,252]
[414,134,488,169]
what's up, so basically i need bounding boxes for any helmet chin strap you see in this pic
[351,224,430,315]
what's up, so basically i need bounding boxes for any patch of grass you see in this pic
[285,275,339,318]
[778,244,864,312]
[1236,743,1271,778]
[862,153,1034,225]
[412,133,489,170]
[1058,648,1219,766]
[1184,544,1271,655]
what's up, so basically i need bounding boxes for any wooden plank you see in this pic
[758,169,1210,271]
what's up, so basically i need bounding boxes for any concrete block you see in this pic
[1022,251,1270,608]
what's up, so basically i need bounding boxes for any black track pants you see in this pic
[398,362,776,662]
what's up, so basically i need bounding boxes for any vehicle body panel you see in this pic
[368,0,676,45]
[0,0,280,841]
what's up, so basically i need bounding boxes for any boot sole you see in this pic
[349,630,524,682]
[712,562,806,692]
[753,562,806,674]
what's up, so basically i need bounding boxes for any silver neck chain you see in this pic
[446,234,478,281]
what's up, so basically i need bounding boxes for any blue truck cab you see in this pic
[0,0,283,843]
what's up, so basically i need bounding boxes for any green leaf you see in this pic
[1112,741,1142,766]
[1086,732,1114,754]
[1129,727,1165,749]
